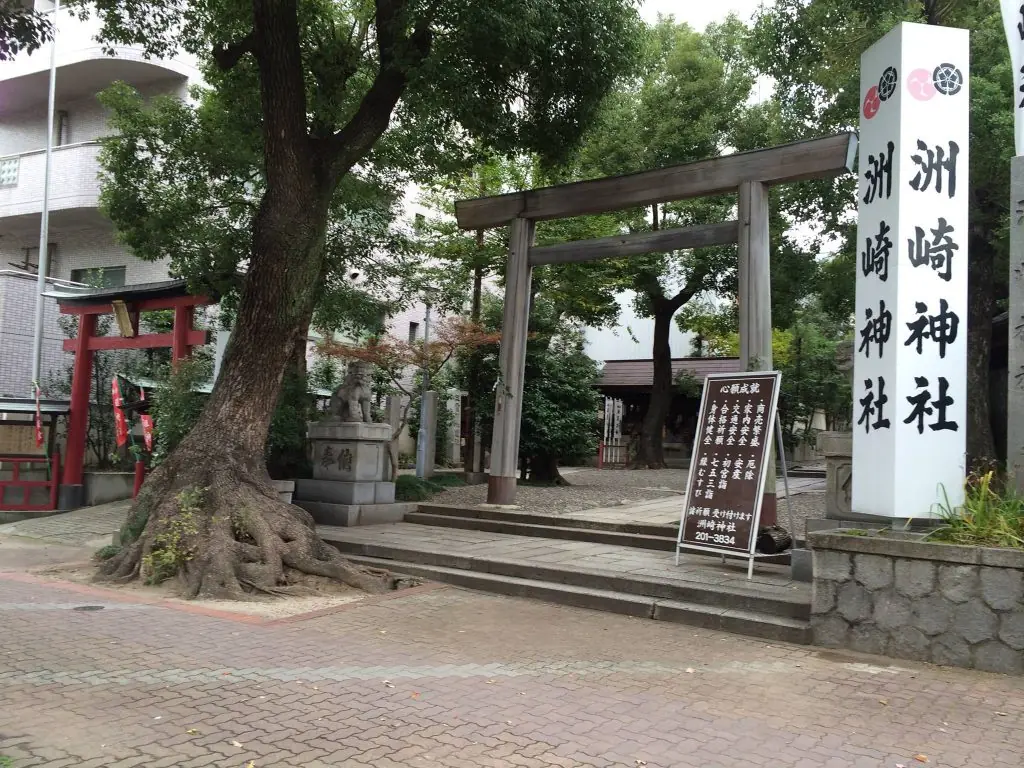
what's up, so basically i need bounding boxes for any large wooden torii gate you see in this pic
[455,132,858,507]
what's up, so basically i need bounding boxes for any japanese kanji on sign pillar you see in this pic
[853,22,968,519]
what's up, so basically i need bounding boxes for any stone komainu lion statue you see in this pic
[329,361,374,422]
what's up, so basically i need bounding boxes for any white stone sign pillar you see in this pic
[852,22,969,519]
[1001,2,1024,493]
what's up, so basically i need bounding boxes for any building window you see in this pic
[70,266,127,288]
[8,244,55,275]
[0,157,18,187]
[408,321,419,343]
[57,110,70,146]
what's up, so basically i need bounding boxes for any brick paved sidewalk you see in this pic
[0,500,129,546]
[0,573,1022,768]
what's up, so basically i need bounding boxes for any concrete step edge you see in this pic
[408,509,797,560]
[415,504,679,536]
[345,555,808,645]
[653,599,811,644]
[322,534,809,619]
[404,512,676,552]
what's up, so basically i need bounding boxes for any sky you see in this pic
[638,0,767,29]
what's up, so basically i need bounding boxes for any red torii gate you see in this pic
[51,279,211,509]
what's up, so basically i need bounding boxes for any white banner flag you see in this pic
[1001,0,1024,155]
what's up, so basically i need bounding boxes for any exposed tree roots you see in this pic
[98,451,413,600]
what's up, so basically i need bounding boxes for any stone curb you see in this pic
[807,530,1024,569]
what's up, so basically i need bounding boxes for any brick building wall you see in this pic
[0,271,69,397]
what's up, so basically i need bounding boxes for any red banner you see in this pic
[140,388,154,452]
[34,385,44,448]
[112,377,129,448]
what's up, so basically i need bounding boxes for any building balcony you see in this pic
[0,142,102,219]
[0,11,198,113]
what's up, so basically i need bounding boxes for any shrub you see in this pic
[141,486,204,584]
[395,473,465,501]
[148,359,209,466]
[94,544,122,561]
[928,472,1024,549]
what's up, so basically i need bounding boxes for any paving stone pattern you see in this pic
[0,501,129,546]
[2,575,1024,767]
[811,545,1024,675]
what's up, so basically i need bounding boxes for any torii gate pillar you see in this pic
[487,217,534,505]
[738,180,777,525]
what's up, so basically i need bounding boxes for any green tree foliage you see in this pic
[416,152,627,474]
[775,309,853,449]
[564,16,762,467]
[467,296,601,484]
[0,0,53,60]
[97,82,415,337]
[92,0,645,597]
[147,359,209,466]
[417,154,626,327]
[266,368,315,480]
[676,300,852,448]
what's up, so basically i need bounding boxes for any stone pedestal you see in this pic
[295,421,409,526]
[272,480,294,504]
[819,431,852,520]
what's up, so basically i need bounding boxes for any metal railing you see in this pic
[597,440,632,469]
[0,453,60,511]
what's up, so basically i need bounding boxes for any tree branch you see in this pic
[321,0,433,180]
[212,32,255,71]
[252,0,314,189]
[667,267,710,314]
[633,271,666,304]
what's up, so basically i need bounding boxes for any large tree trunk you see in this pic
[966,230,996,469]
[100,186,406,597]
[524,454,567,485]
[635,307,673,469]
[99,0,429,598]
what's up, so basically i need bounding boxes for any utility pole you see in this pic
[30,0,61,395]
[415,298,433,479]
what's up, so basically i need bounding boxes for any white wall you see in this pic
[0,80,189,155]
[584,291,695,361]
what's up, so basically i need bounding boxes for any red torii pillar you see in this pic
[58,293,209,510]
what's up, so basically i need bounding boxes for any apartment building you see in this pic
[0,2,199,395]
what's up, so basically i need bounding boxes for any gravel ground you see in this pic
[777,490,826,539]
[433,468,827,537]
[433,469,687,516]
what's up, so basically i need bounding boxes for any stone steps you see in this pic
[343,554,810,643]
[415,503,680,537]
[405,511,678,552]
[320,524,810,644]
[407,504,792,562]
